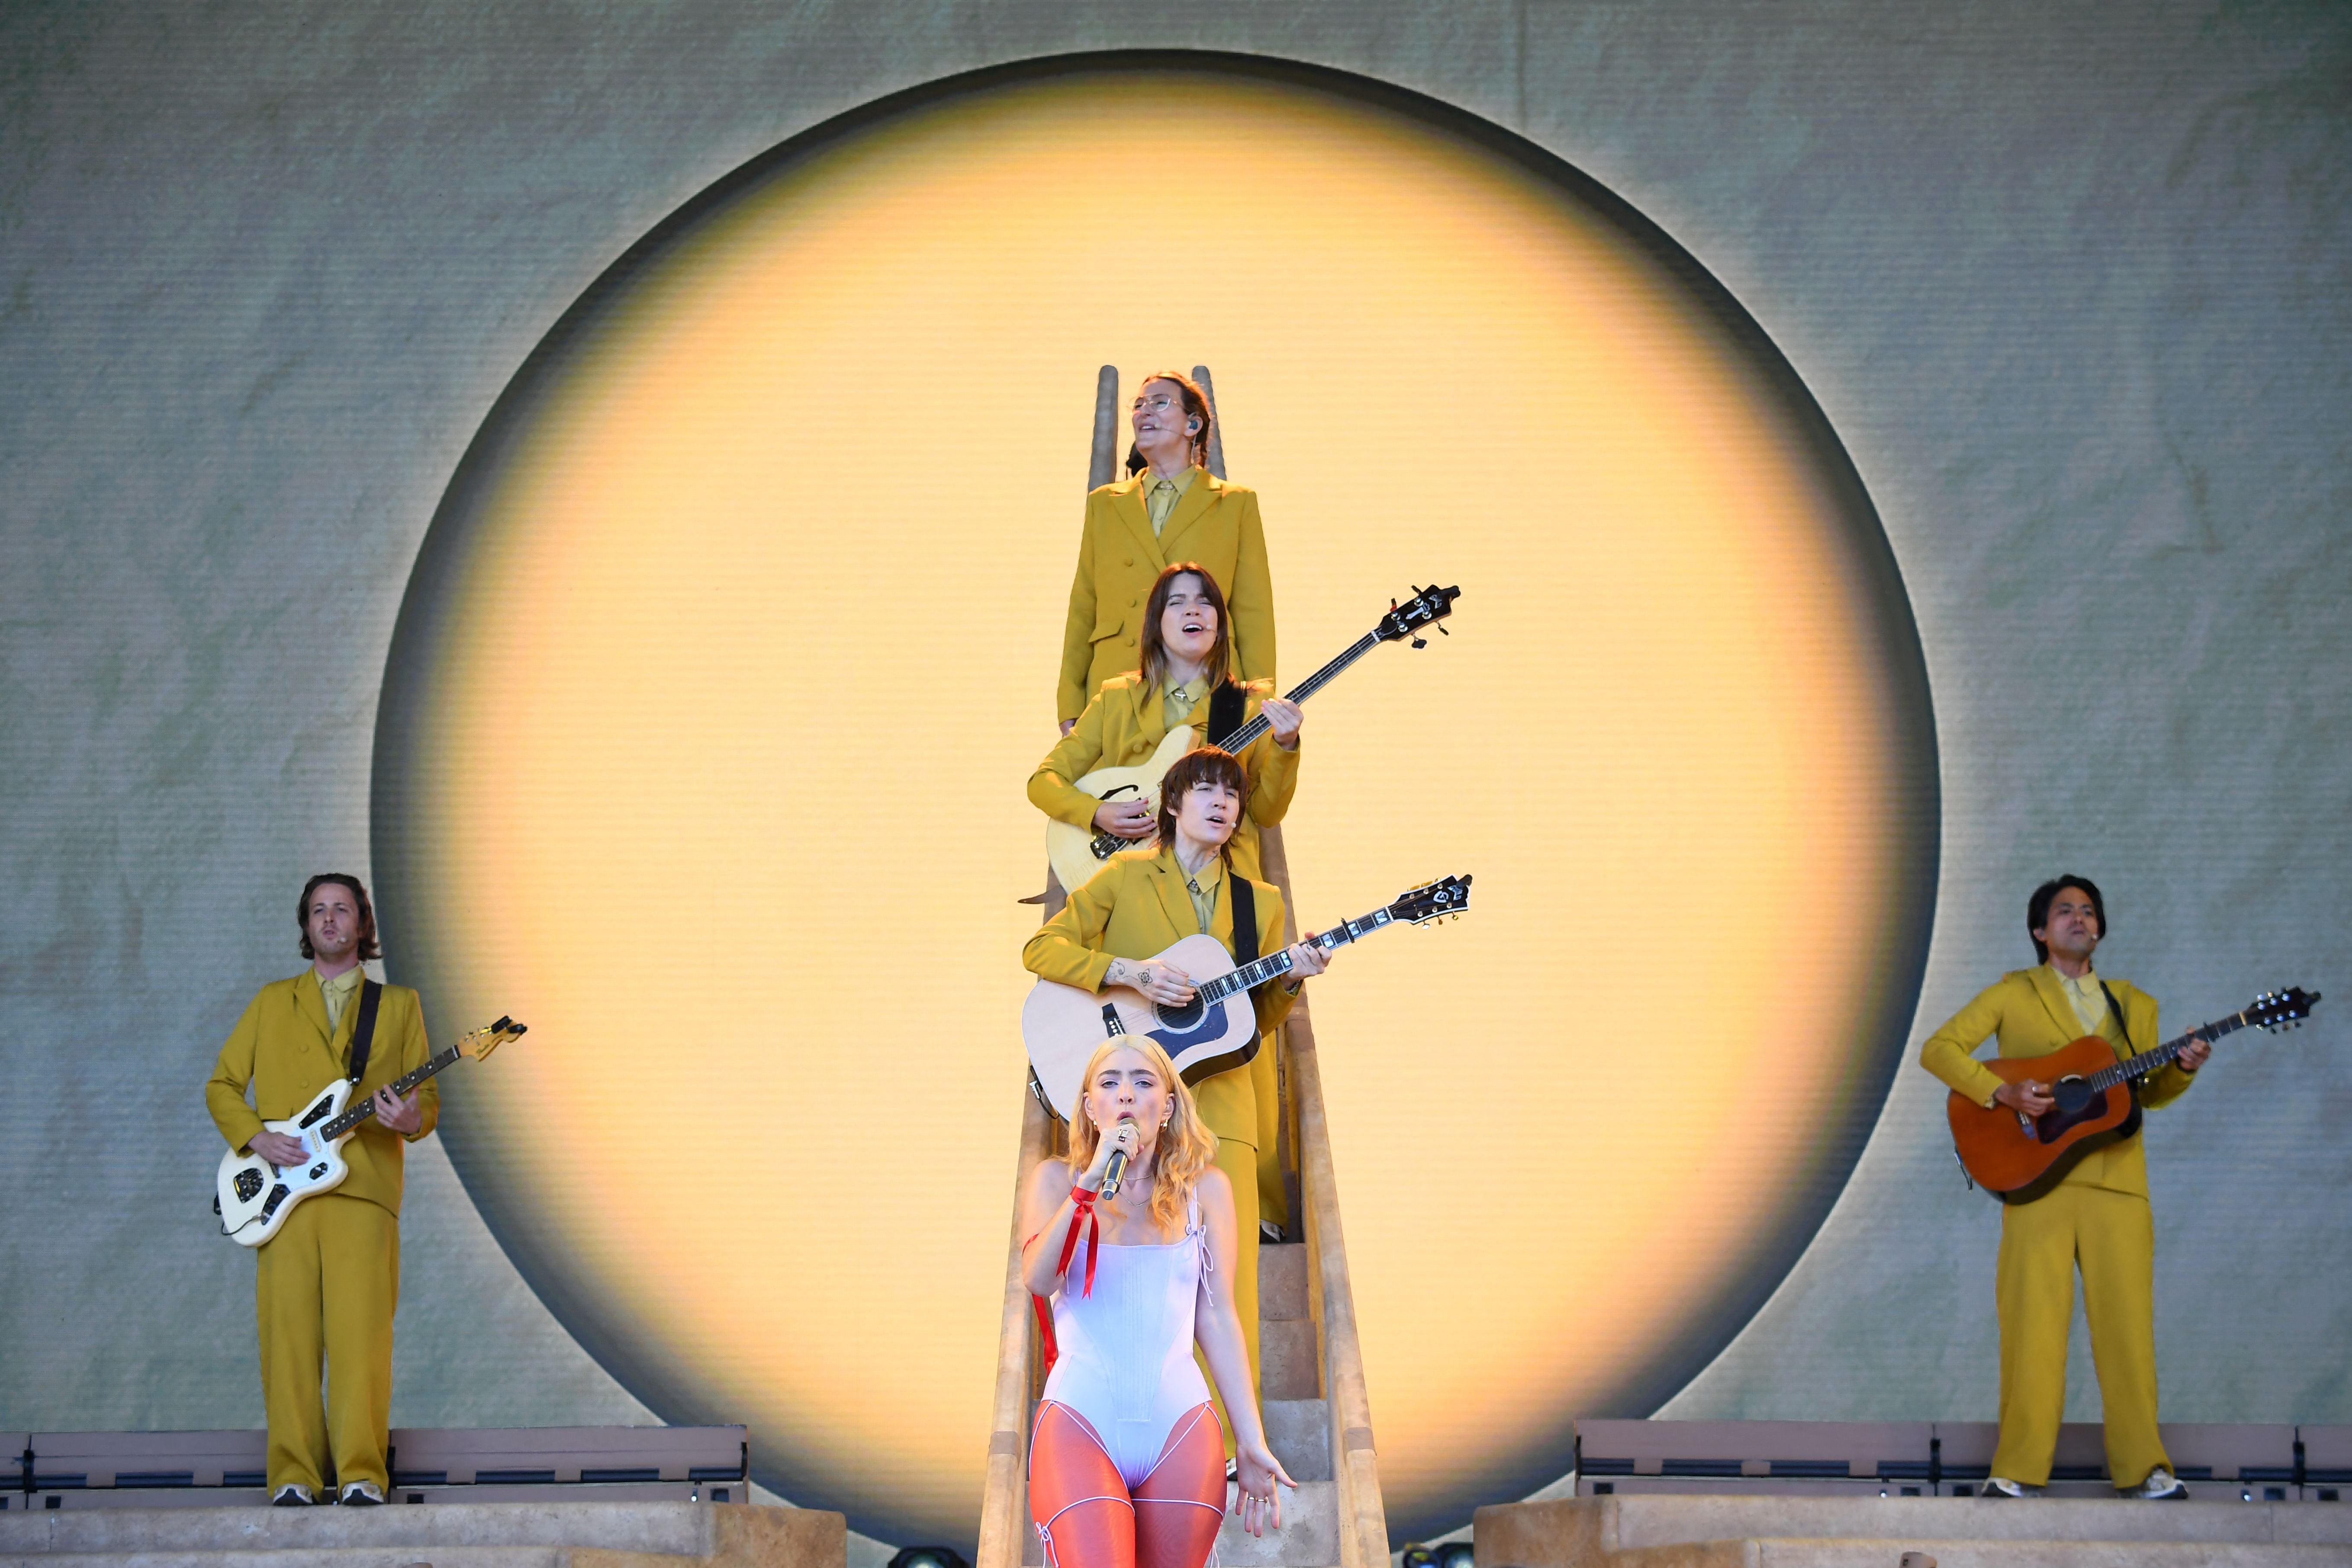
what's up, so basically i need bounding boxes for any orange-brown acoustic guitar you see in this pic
[1949,985,2319,1202]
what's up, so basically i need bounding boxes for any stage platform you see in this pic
[0,1497,844,1568]
[1474,1494,2352,1568]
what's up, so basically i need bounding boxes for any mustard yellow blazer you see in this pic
[1055,471,1277,723]
[1023,847,1297,1147]
[206,971,440,1217]
[1030,673,1300,885]
[1919,966,2194,1198]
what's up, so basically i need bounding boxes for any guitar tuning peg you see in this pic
[1435,623,1449,635]
[1411,637,1426,649]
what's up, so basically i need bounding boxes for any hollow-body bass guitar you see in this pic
[1045,583,1459,897]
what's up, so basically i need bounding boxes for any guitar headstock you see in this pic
[457,1015,530,1062]
[1376,583,1461,647]
[2246,987,2320,1031]
[1388,873,1472,926]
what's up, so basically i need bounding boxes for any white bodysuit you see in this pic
[1040,1193,1216,1487]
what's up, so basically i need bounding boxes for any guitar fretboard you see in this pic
[1209,630,1384,753]
[319,1040,470,1139]
[2085,1011,2250,1093]
[1195,903,1398,1003]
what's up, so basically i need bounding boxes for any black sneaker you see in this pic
[1981,1477,2043,1499]
[338,1480,385,1507]
[270,1484,315,1507]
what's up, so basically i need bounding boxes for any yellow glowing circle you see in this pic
[374,57,1935,1544]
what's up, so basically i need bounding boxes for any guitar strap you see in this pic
[1206,678,1248,751]
[1229,869,1259,967]
[344,979,384,1086]
[2099,978,2145,1086]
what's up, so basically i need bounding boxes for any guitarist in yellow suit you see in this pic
[1024,748,1334,1430]
[1056,372,1276,731]
[204,874,437,1507]
[1919,876,2207,1501]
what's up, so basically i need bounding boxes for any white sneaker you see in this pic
[337,1479,385,1506]
[1982,1476,2043,1498]
[2125,1468,2188,1500]
[270,1483,315,1507]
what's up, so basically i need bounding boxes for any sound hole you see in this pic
[234,1169,264,1203]
[2051,1076,2096,1115]
[1155,996,1207,1033]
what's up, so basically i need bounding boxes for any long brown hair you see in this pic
[1137,563,1233,694]
[1066,1037,1218,1235]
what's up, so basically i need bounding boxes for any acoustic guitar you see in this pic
[1948,986,2318,1202]
[214,1015,527,1246]
[1046,583,1459,897]
[1023,873,1471,1121]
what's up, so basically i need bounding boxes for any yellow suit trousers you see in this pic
[256,1192,399,1493]
[1195,1135,1261,1458]
[1993,1183,2170,1489]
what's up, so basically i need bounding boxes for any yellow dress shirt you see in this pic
[1180,853,1223,934]
[319,963,365,1032]
[1144,466,1198,537]
[2051,963,2109,1034]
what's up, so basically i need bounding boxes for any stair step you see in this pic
[1259,1245,1309,1322]
[0,1550,563,1567]
[0,1499,840,1568]
[1216,1479,1338,1568]
[1258,1320,1317,1401]
[1263,1400,1333,1482]
[1600,1544,2352,1567]
[1474,1497,2352,1568]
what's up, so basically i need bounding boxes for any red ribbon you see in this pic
[1057,1184,1103,1298]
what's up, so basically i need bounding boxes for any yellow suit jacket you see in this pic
[1029,673,1301,885]
[1055,471,1277,723]
[206,971,440,1217]
[1919,966,2194,1198]
[1023,848,1296,1146]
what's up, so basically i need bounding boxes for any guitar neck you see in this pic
[1197,901,1397,1003]
[1212,630,1384,751]
[2087,1011,2249,1092]
[319,1043,467,1138]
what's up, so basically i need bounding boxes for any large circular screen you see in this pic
[373,54,1937,1544]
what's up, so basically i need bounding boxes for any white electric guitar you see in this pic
[214,1014,527,1247]
[1022,875,1471,1120]
[1046,584,1459,896]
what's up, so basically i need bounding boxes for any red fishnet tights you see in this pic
[1028,1400,1225,1568]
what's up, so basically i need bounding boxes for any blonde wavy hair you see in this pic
[1067,1037,1219,1235]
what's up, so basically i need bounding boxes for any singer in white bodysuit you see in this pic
[1020,1037,1294,1568]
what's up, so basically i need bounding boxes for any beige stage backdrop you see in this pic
[2,3,2346,1554]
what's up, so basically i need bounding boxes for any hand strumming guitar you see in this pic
[248,1130,309,1168]
[1108,955,1196,1006]
[1093,798,1157,839]
[1993,1079,2055,1116]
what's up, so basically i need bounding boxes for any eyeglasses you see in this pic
[1132,395,1181,412]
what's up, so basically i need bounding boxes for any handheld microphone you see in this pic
[1100,1115,1137,1199]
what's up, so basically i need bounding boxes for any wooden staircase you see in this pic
[978,365,1389,1568]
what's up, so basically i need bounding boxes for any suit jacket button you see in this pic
[1124,557,1133,566]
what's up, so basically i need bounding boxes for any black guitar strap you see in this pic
[1206,678,1248,751]
[1228,870,1259,967]
[345,979,384,1086]
[2098,980,2132,1053]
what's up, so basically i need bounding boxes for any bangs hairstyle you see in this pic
[1123,370,1215,476]
[1066,1036,1219,1236]
[1155,746,1248,861]
[1138,563,1233,694]
[2027,874,2106,963]
[296,872,381,962]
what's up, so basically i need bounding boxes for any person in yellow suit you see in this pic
[1024,747,1336,1436]
[1919,876,2207,1501]
[1056,372,1276,731]
[205,874,437,1507]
